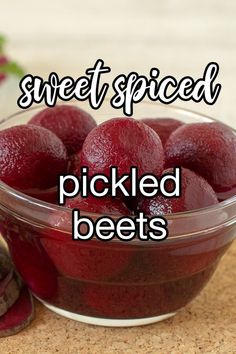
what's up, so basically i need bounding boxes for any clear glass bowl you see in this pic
[0,101,235,327]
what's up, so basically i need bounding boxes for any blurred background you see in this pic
[0,0,236,125]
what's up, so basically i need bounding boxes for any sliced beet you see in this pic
[138,167,218,214]
[0,286,34,337]
[0,270,22,316]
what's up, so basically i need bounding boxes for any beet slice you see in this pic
[0,286,34,337]
[0,270,22,316]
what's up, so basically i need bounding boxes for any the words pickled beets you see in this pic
[59,167,181,242]
[18,60,221,116]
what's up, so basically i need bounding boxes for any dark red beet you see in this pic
[165,122,236,199]
[42,196,133,281]
[66,194,132,215]
[141,118,183,145]
[0,270,21,316]
[146,233,230,283]
[138,168,218,215]
[0,125,68,191]
[0,286,34,337]
[81,117,165,179]
[42,237,133,282]
[28,105,97,155]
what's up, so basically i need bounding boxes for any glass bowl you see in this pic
[0,101,235,327]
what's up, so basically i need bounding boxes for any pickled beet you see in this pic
[81,118,165,179]
[42,196,133,281]
[141,118,183,145]
[0,125,67,191]
[83,264,216,319]
[138,168,218,215]
[28,105,97,155]
[66,195,132,215]
[43,237,134,282]
[165,122,236,199]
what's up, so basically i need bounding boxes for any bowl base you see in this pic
[37,297,176,327]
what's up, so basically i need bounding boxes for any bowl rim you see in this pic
[0,101,236,240]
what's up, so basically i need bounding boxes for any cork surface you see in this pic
[0,241,235,354]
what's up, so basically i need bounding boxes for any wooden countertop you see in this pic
[0,242,235,354]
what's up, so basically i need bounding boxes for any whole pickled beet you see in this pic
[42,196,133,281]
[28,105,97,155]
[138,168,218,215]
[66,194,132,215]
[83,283,166,319]
[5,227,58,300]
[0,125,67,191]
[165,122,236,199]
[141,118,183,145]
[81,118,165,179]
